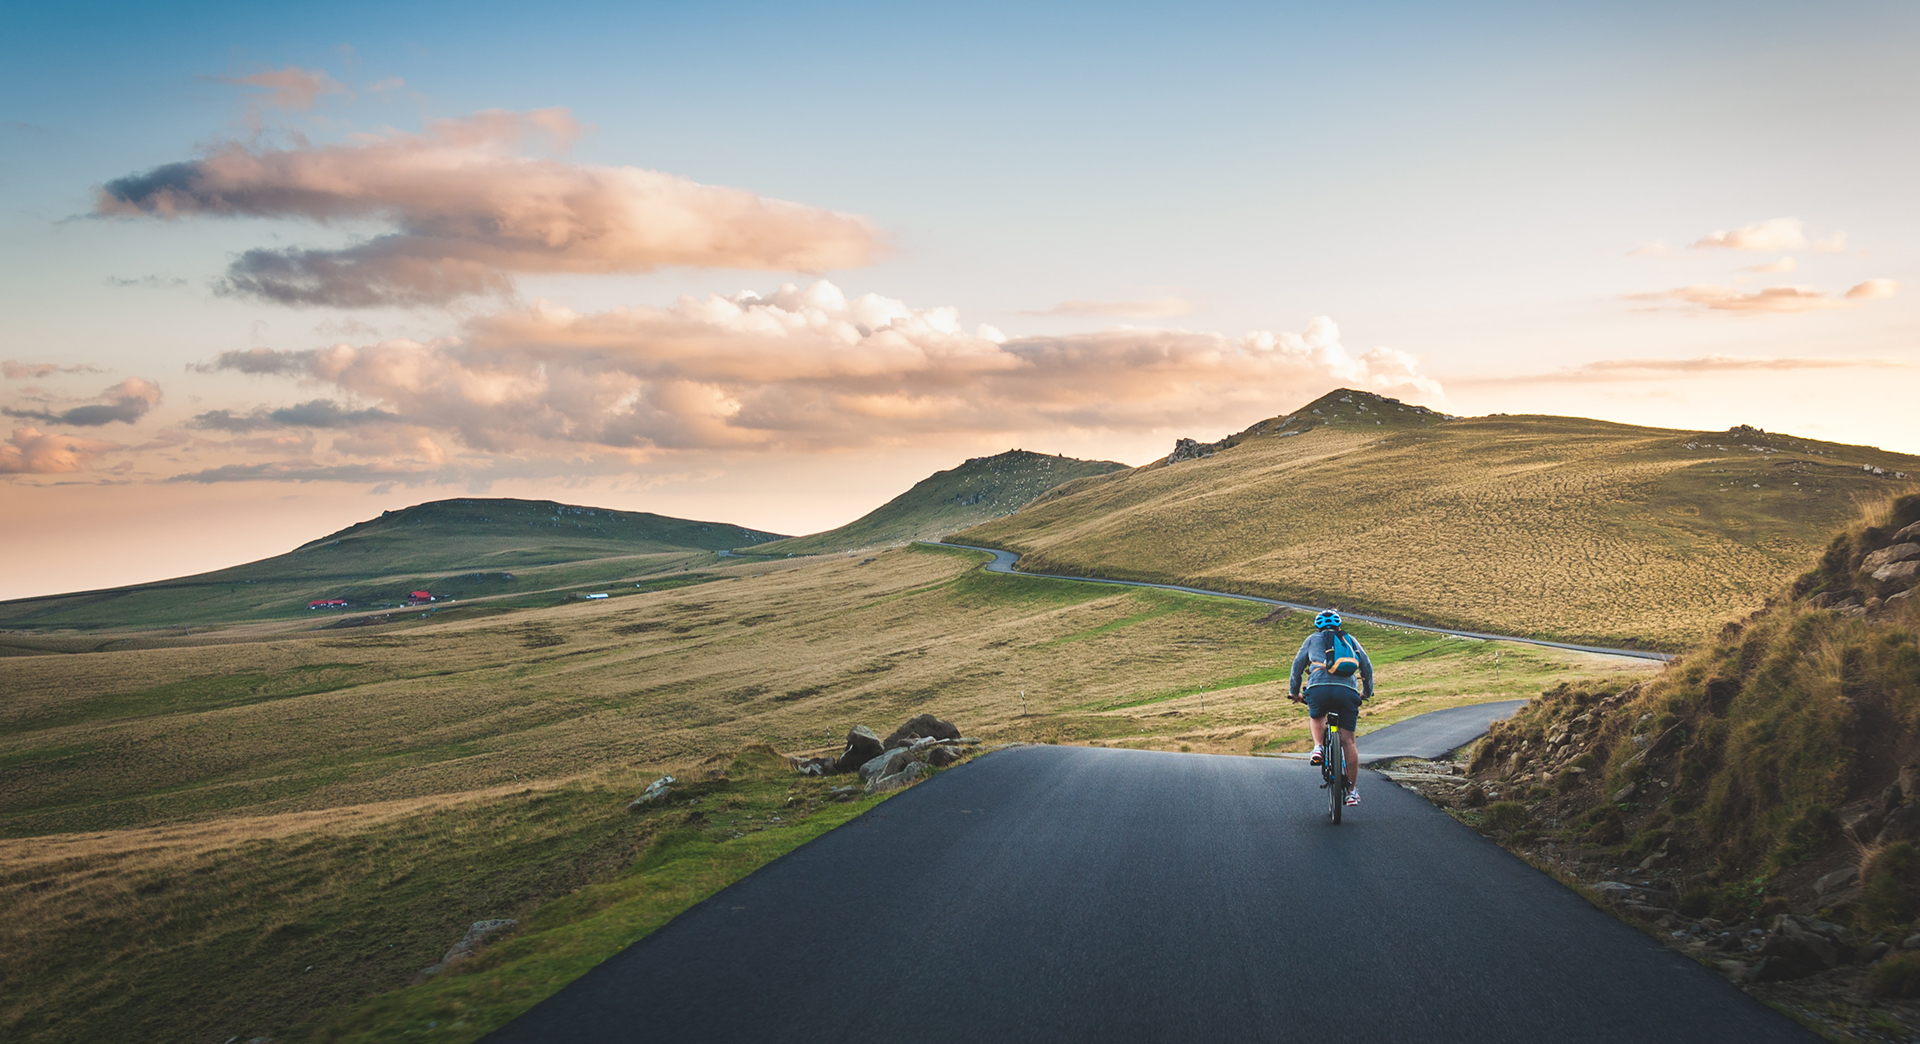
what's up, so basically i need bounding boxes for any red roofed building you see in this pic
[408,591,433,604]
[308,599,348,609]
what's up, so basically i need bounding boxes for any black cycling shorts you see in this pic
[1304,685,1362,732]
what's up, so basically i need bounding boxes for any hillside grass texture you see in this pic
[959,390,1920,651]
[0,498,782,633]
[748,449,1126,556]
[0,545,1648,1043]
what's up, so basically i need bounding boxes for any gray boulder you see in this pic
[627,775,675,810]
[859,747,914,782]
[419,918,517,980]
[1815,866,1859,897]
[1865,543,1920,572]
[1879,803,1920,844]
[1755,915,1852,980]
[883,714,961,750]
[1874,560,1920,587]
[868,761,926,794]
[927,744,964,768]
[1894,520,1920,544]
[835,725,886,773]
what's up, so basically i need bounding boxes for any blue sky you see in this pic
[3,0,1917,596]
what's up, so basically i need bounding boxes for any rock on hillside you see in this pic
[745,449,1127,556]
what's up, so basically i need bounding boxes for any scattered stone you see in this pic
[828,785,859,802]
[927,745,964,767]
[1857,941,1891,965]
[868,761,925,794]
[1457,783,1488,808]
[1755,915,1853,980]
[628,775,675,810]
[1815,866,1859,897]
[1612,784,1638,804]
[1879,803,1920,844]
[1874,560,1920,585]
[1865,543,1920,572]
[1895,520,1920,544]
[417,919,517,981]
[883,714,961,750]
[837,725,885,772]
[1850,808,1887,842]
[1718,959,1758,982]
[1902,933,1920,950]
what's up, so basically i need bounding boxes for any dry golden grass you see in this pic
[0,543,1650,1042]
[960,398,1920,650]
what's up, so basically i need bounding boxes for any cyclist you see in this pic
[1288,609,1374,806]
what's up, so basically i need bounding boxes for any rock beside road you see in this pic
[627,775,675,810]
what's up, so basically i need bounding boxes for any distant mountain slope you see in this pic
[748,449,1128,556]
[0,498,784,632]
[957,388,1920,650]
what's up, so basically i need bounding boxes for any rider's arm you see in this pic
[1356,639,1375,700]
[1289,639,1310,696]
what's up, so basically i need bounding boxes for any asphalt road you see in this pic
[483,746,1813,1043]
[1356,699,1529,763]
[933,543,1674,662]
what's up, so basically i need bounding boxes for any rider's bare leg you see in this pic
[1341,729,1359,784]
[1309,714,1327,749]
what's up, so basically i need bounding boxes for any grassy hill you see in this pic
[958,388,1920,650]
[0,498,784,633]
[745,448,1126,556]
[0,542,1645,1043]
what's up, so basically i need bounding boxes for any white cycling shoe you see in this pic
[1345,786,1361,807]
[1308,746,1324,765]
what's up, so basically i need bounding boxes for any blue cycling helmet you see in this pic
[1314,609,1342,630]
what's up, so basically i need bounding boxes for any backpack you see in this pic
[1323,630,1360,677]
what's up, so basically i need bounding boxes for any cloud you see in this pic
[0,427,124,474]
[220,66,349,111]
[1453,354,1919,385]
[104,274,189,288]
[166,461,435,484]
[197,280,1440,465]
[95,110,886,307]
[190,399,403,431]
[3,361,106,379]
[1691,218,1807,252]
[1743,257,1796,274]
[1020,296,1196,318]
[3,378,162,426]
[1624,280,1899,314]
[1846,278,1899,300]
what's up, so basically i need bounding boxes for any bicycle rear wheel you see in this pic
[1328,729,1345,824]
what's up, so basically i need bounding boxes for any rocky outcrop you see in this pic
[417,918,517,981]
[790,715,974,791]
[882,714,960,750]
[1164,438,1217,464]
[627,775,675,810]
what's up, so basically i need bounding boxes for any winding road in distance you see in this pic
[484,745,1813,1043]
[932,542,1675,662]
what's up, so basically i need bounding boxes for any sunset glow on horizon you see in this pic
[4,0,1917,600]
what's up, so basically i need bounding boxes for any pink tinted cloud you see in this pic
[1624,280,1899,314]
[196,281,1440,468]
[1691,218,1807,252]
[220,66,349,111]
[0,427,124,474]
[95,110,887,307]
[5,361,106,379]
[4,377,162,426]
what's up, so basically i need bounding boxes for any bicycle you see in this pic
[1322,720,1349,824]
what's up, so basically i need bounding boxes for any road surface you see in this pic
[1356,699,1529,763]
[932,542,1673,662]
[484,746,1811,1043]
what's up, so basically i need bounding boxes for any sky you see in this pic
[3,0,1917,600]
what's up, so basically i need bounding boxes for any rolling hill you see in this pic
[0,498,785,634]
[744,448,1126,556]
[957,388,1920,650]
